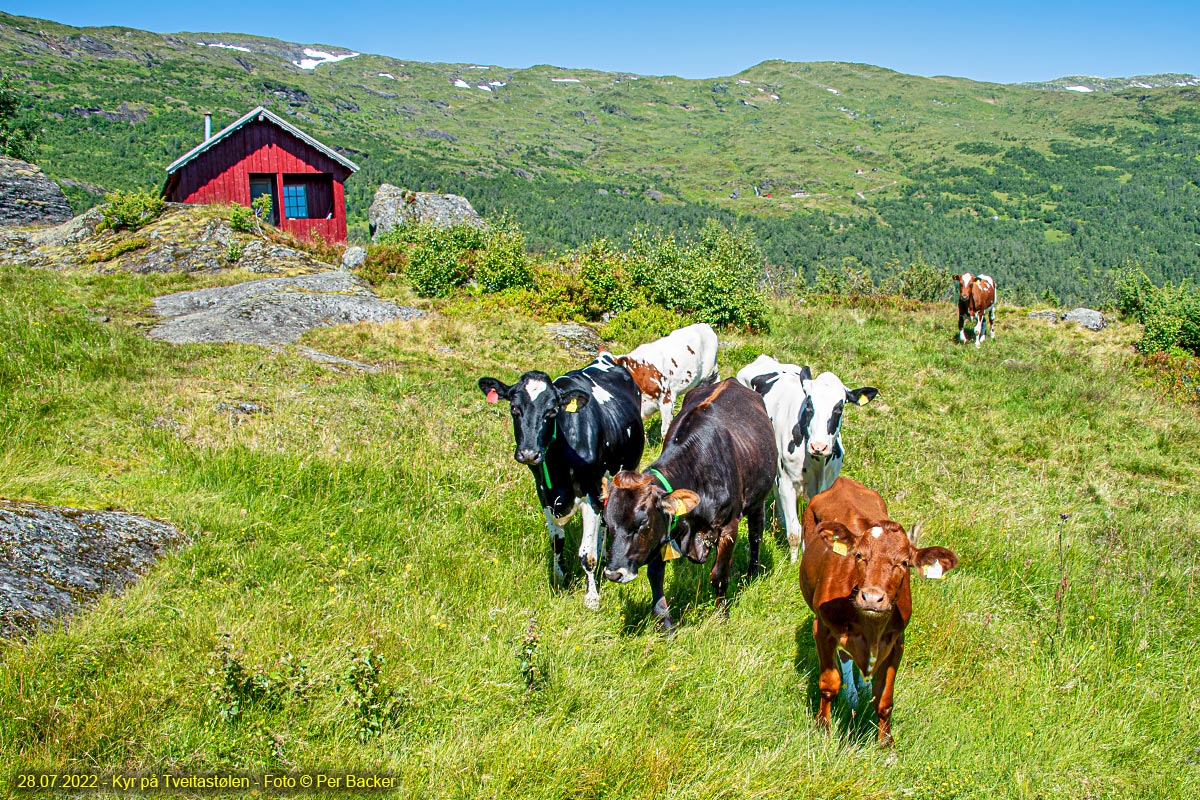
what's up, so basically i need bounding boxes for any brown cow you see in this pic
[955,272,997,347]
[800,476,958,744]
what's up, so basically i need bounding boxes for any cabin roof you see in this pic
[165,106,359,175]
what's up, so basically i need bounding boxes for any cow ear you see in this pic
[559,389,590,413]
[659,489,699,518]
[914,546,958,579]
[478,377,512,404]
[846,386,878,407]
[815,521,855,556]
[798,365,812,381]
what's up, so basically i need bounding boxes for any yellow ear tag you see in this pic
[857,395,870,406]
[661,539,682,561]
[564,398,579,413]
[832,541,848,556]
[673,498,688,517]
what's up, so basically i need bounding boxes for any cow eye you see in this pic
[854,552,863,561]
[901,559,910,569]
[511,407,521,417]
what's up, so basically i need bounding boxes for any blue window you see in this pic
[283,183,308,219]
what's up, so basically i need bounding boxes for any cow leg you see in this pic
[989,306,996,339]
[709,517,741,613]
[659,394,674,439]
[646,556,675,633]
[975,313,985,348]
[777,475,803,562]
[872,641,903,746]
[814,619,841,732]
[957,310,967,343]
[577,500,603,610]
[745,503,764,578]
[543,507,568,587]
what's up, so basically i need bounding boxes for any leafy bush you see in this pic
[357,244,409,285]
[224,242,243,263]
[628,219,769,330]
[342,647,404,741]
[0,70,38,161]
[880,254,949,302]
[1113,262,1200,355]
[474,217,532,292]
[600,305,691,345]
[99,189,164,232]
[408,239,467,297]
[228,204,255,233]
[813,258,878,296]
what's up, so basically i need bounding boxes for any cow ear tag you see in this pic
[486,389,499,404]
[856,394,870,406]
[831,540,848,556]
[661,539,683,561]
[924,562,944,579]
[673,498,689,517]
[564,398,579,413]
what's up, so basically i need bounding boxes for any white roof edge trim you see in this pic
[165,106,359,174]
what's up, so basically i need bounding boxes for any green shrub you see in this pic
[342,647,404,741]
[880,254,949,302]
[99,189,164,232]
[1138,311,1185,354]
[228,204,254,233]
[475,218,532,292]
[407,240,468,297]
[224,242,243,264]
[600,306,691,345]
[813,258,877,296]
[358,244,408,285]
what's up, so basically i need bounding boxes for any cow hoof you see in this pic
[584,592,600,611]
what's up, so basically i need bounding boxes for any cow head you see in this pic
[954,272,975,302]
[797,372,877,459]
[814,520,957,616]
[478,372,590,465]
[602,470,699,582]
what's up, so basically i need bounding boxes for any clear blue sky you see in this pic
[4,1,1198,84]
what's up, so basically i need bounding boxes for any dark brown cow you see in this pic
[800,476,958,744]
[602,379,777,631]
[955,272,997,347]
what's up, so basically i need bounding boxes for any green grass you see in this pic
[2,265,1199,798]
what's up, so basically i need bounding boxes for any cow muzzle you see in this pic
[515,448,543,465]
[808,441,832,458]
[854,588,891,615]
[604,567,638,583]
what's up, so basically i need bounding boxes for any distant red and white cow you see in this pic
[737,354,877,562]
[955,273,997,347]
[615,323,719,437]
[800,476,958,744]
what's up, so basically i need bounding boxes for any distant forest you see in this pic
[352,107,1200,306]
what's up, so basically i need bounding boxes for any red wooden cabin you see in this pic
[164,106,359,243]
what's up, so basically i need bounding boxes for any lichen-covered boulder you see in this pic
[1062,308,1106,331]
[368,184,483,241]
[0,500,188,638]
[0,156,73,228]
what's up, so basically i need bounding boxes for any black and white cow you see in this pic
[478,353,645,609]
[737,354,878,562]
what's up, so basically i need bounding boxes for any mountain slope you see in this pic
[4,12,1200,302]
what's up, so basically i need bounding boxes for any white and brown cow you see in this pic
[955,273,997,347]
[738,354,877,562]
[615,323,719,438]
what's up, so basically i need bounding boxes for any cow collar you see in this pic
[537,420,558,489]
[648,468,683,561]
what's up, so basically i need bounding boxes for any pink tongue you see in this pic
[486,389,499,404]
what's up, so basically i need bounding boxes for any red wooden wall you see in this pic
[167,119,351,242]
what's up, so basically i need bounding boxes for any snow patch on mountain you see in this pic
[294,48,358,70]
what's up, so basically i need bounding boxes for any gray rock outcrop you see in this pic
[545,323,604,356]
[149,271,423,346]
[1,499,188,638]
[341,245,367,271]
[0,156,74,228]
[368,184,483,241]
[1063,308,1106,331]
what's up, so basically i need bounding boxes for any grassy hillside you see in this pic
[2,260,1198,797]
[3,12,1200,302]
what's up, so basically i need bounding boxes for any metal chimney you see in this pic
[204,114,212,141]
